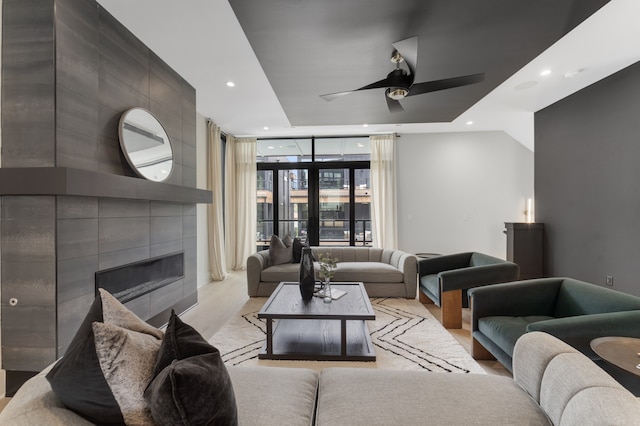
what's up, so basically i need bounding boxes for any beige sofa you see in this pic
[246,246,418,298]
[2,332,639,425]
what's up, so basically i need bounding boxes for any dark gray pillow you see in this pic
[293,238,315,263]
[46,289,162,424]
[292,237,304,263]
[144,353,237,426]
[269,234,293,265]
[144,311,238,426]
[150,309,218,377]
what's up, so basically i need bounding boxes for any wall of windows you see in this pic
[256,137,371,250]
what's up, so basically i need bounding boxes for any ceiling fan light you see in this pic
[387,87,408,100]
[390,50,404,64]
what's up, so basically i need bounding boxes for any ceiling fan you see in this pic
[320,36,485,113]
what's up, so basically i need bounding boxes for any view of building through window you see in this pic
[256,137,372,250]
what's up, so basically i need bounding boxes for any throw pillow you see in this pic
[268,234,293,265]
[292,237,304,263]
[292,238,315,263]
[144,310,238,426]
[150,309,219,377]
[46,289,162,425]
[93,322,161,425]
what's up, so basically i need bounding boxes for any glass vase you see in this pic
[323,277,332,303]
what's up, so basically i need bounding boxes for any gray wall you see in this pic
[1,0,199,375]
[535,59,640,297]
[2,0,196,184]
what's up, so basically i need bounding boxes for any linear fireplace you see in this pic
[96,252,185,304]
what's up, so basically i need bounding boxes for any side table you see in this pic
[591,336,640,376]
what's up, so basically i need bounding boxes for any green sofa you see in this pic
[418,252,519,328]
[469,277,640,374]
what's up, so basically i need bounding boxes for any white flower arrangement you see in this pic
[318,252,339,281]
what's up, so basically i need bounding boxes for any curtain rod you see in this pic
[256,133,400,141]
[206,118,229,138]
[205,118,400,140]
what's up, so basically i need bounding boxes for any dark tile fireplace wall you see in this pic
[0,0,210,391]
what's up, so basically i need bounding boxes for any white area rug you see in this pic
[210,297,486,374]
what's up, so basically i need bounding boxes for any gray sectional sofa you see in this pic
[247,246,417,298]
[3,332,640,425]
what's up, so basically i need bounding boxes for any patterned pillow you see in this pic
[46,289,162,425]
[144,310,238,425]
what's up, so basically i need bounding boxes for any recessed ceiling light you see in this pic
[263,126,269,130]
[466,121,474,126]
[515,80,538,90]
[226,81,235,87]
[268,146,274,149]
[564,68,586,78]
[363,124,369,128]
[540,69,552,77]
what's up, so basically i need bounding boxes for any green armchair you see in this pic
[417,252,519,329]
[469,277,640,372]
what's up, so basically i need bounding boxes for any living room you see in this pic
[1,0,640,423]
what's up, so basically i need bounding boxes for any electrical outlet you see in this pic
[606,276,614,286]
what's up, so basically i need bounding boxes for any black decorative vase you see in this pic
[299,247,315,302]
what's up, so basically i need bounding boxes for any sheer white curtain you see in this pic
[370,134,398,249]
[224,136,257,271]
[206,120,227,281]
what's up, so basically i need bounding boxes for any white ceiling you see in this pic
[97,0,640,151]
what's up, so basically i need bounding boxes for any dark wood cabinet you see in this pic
[505,222,544,279]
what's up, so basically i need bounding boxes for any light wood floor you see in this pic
[183,271,510,376]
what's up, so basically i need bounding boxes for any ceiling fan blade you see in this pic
[320,77,392,101]
[320,90,356,102]
[392,36,418,77]
[320,78,390,102]
[385,95,404,113]
[407,73,485,96]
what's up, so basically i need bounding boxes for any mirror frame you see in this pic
[118,107,174,182]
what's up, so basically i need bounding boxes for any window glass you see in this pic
[319,168,349,245]
[315,137,370,162]
[354,168,372,246]
[278,169,309,242]
[256,138,312,163]
[256,136,371,249]
[256,170,274,250]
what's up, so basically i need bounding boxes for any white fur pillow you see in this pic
[93,322,161,425]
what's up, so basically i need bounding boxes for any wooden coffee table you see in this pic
[258,281,376,361]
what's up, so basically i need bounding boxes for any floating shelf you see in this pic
[0,167,212,204]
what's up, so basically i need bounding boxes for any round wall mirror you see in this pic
[118,108,174,182]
